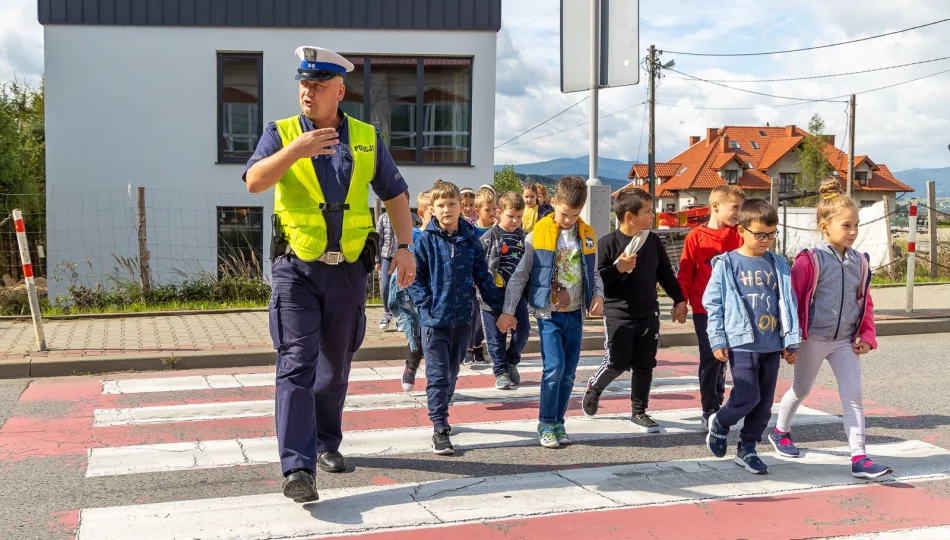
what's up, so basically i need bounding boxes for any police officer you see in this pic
[244,46,416,503]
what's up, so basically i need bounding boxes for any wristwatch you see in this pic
[397,243,412,252]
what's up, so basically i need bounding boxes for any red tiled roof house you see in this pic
[615,125,913,212]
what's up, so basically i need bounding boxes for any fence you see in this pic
[0,193,46,283]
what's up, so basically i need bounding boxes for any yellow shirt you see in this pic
[522,205,539,232]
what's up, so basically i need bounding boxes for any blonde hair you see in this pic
[709,185,746,205]
[430,180,462,203]
[498,192,526,212]
[474,187,496,208]
[416,190,432,213]
[817,177,858,228]
[535,183,550,204]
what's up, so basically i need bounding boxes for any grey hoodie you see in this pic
[808,242,864,341]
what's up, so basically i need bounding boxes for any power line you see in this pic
[641,0,697,19]
[666,67,845,102]
[505,8,559,31]
[494,96,590,149]
[498,101,646,149]
[663,17,950,57]
[663,55,950,83]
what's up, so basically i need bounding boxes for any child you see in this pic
[677,185,746,427]
[521,184,542,233]
[408,180,503,455]
[582,188,688,432]
[535,183,554,218]
[464,187,498,365]
[703,198,800,474]
[375,190,412,331]
[388,191,433,392]
[460,187,478,223]
[498,175,605,449]
[479,192,530,390]
[773,179,892,479]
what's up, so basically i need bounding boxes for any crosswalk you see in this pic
[12,352,950,539]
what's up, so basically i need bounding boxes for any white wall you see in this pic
[44,25,496,298]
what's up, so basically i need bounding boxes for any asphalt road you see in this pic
[1,333,949,540]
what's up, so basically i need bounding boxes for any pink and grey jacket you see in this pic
[790,248,877,350]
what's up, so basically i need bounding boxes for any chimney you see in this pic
[785,125,796,137]
[689,135,701,146]
[821,134,836,146]
[706,128,717,146]
[720,135,730,153]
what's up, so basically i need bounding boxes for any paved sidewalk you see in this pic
[1,283,948,378]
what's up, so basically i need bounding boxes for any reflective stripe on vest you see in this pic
[273,115,377,262]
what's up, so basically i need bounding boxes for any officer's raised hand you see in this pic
[287,128,339,159]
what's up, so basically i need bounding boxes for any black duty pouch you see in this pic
[360,231,380,273]
[270,214,288,261]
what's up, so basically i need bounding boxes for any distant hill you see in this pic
[494,156,636,193]
[892,167,950,198]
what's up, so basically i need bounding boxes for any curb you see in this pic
[3,318,949,380]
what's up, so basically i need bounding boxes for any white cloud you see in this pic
[1,0,948,172]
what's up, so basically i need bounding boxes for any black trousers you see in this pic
[693,313,727,415]
[589,316,660,415]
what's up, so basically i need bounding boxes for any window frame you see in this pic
[724,169,739,185]
[856,171,869,186]
[215,205,265,279]
[216,52,264,164]
[346,55,474,167]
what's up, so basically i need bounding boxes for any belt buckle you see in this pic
[323,252,342,265]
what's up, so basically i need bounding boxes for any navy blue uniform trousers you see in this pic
[269,255,367,474]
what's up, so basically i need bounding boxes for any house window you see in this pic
[860,200,875,208]
[751,141,760,150]
[666,203,676,212]
[729,141,740,149]
[856,171,869,186]
[759,130,767,137]
[360,56,472,165]
[778,172,799,193]
[216,206,264,278]
[217,53,263,163]
[724,169,739,184]
[678,167,688,175]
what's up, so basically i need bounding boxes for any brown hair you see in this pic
[553,176,588,208]
[430,180,462,203]
[709,185,746,205]
[535,183,550,204]
[614,188,653,221]
[817,177,858,230]
[738,198,779,228]
[416,190,432,212]
[459,187,476,201]
[522,184,538,195]
[498,192,526,212]
[474,187,496,209]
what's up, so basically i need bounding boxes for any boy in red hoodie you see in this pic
[677,185,745,427]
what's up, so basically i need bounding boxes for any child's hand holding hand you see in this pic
[713,348,729,362]
[588,296,604,317]
[672,302,688,323]
[852,341,872,355]
[783,349,797,365]
[497,314,517,333]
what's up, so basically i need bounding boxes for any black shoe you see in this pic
[282,469,318,503]
[317,451,346,473]
[463,350,476,366]
[582,378,601,417]
[432,429,455,455]
[631,413,661,433]
[473,347,488,364]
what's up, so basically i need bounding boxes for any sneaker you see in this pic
[462,350,476,366]
[495,373,511,390]
[401,367,417,392]
[396,321,404,333]
[852,457,892,479]
[734,444,769,474]
[472,347,489,364]
[768,430,801,458]
[508,364,521,386]
[378,314,392,331]
[701,409,718,429]
[432,429,455,455]
[554,423,572,445]
[706,414,729,458]
[631,413,661,433]
[538,424,560,448]
[581,379,601,417]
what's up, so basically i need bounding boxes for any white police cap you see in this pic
[294,46,355,81]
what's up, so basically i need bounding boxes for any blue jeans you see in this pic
[537,310,583,425]
[422,324,472,431]
[481,299,530,377]
[379,258,392,316]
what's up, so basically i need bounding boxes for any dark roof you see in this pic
[38,0,502,31]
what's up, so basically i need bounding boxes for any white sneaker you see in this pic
[378,315,391,330]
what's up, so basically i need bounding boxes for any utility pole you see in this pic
[847,94,856,196]
[647,44,657,203]
[928,180,938,279]
[588,0,600,184]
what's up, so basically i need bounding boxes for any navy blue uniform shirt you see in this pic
[243,111,408,252]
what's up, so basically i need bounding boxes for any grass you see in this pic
[40,299,267,316]
[871,274,950,285]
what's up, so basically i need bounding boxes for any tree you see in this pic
[493,164,522,195]
[793,114,834,207]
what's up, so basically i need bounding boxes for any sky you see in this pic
[2,0,949,171]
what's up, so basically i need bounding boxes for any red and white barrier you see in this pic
[12,209,47,351]
[906,199,918,313]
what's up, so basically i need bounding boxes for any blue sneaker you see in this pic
[735,444,768,474]
[706,414,729,458]
[768,430,801,458]
[554,423,572,446]
[852,457,892,479]
[538,424,560,448]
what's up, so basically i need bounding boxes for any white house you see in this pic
[39,0,501,298]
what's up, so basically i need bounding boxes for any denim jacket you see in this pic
[386,272,421,352]
[702,251,801,352]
